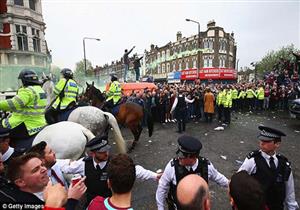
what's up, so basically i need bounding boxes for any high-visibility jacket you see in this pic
[53,78,78,110]
[246,89,256,98]
[216,91,223,106]
[257,87,265,100]
[221,90,227,105]
[238,90,246,99]
[0,85,47,136]
[231,89,238,100]
[106,81,122,104]
[223,91,232,108]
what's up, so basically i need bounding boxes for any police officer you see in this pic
[156,135,229,210]
[170,89,194,133]
[238,126,299,210]
[103,74,122,112]
[46,68,79,124]
[0,69,47,149]
[61,135,160,206]
[0,127,26,168]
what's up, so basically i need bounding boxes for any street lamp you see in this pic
[186,18,200,79]
[83,37,101,75]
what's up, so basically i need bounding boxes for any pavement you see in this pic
[110,110,300,210]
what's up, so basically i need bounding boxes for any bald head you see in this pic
[177,174,210,210]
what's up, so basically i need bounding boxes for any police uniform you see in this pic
[0,71,47,137]
[0,127,26,167]
[61,135,158,205]
[238,126,299,210]
[156,135,229,210]
[170,92,194,133]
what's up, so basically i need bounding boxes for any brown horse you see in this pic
[84,82,154,151]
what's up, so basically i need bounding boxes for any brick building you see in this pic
[0,0,51,90]
[98,20,237,83]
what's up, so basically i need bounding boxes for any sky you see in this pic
[42,0,300,70]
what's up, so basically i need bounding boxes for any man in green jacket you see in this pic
[103,74,122,113]
[0,69,47,149]
[45,68,79,124]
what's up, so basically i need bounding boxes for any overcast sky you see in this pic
[42,0,300,70]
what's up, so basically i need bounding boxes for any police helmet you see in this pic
[18,69,41,86]
[61,68,73,79]
[111,74,118,82]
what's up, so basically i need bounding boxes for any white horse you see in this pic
[32,121,95,160]
[68,106,126,154]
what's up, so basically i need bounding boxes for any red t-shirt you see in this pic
[87,196,133,210]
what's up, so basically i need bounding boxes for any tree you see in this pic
[74,59,93,77]
[256,44,300,77]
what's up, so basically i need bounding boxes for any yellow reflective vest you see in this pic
[53,78,78,110]
[246,89,256,98]
[0,85,47,136]
[257,87,265,100]
[106,81,122,104]
[224,91,232,108]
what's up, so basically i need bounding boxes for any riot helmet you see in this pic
[61,68,73,79]
[18,69,41,86]
[111,74,118,82]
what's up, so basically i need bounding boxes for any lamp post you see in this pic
[186,18,200,80]
[83,37,101,75]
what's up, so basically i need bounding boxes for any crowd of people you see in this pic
[0,64,299,209]
[0,125,298,210]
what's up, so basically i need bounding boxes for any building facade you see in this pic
[98,20,237,83]
[0,0,51,91]
[146,20,237,82]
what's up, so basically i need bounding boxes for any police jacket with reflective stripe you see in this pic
[106,81,121,104]
[53,78,78,110]
[0,85,47,136]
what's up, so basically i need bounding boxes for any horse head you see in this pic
[84,82,106,108]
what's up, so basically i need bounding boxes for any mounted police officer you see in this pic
[170,89,194,133]
[156,135,229,210]
[103,74,122,112]
[45,68,78,124]
[0,69,47,149]
[238,126,299,210]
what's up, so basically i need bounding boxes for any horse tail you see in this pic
[104,112,127,154]
[145,109,154,137]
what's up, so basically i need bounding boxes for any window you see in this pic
[157,52,160,60]
[167,63,170,72]
[219,39,226,51]
[166,49,170,58]
[158,65,161,74]
[203,56,213,67]
[185,59,189,69]
[193,58,197,68]
[29,0,36,11]
[208,38,214,49]
[162,51,165,61]
[173,62,176,71]
[179,62,182,71]
[14,0,24,6]
[16,24,28,51]
[32,28,41,52]
[219,56,226,68]
[203,39,209,48]
[162,64,165,73]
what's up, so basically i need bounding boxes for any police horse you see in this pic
[84,82,154,152]
[4,81,127,159]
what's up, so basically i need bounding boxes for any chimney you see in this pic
[231,31,234,37]
[150,44,154,50]
[207,20,216,28]
[176,31,182,41]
